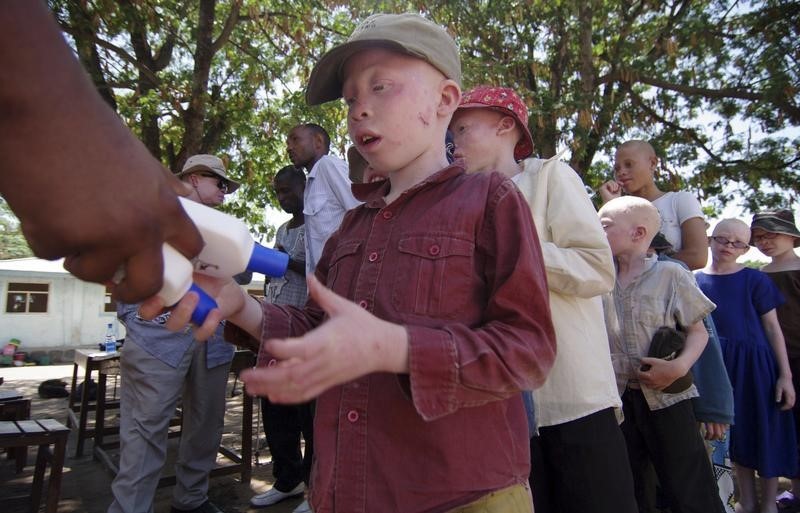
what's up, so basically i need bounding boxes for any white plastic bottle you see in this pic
[159,244,217,325]
[178,197,289,278]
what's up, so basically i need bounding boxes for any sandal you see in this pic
[777,491,800,512]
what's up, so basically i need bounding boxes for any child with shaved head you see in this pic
[599,196,725,512]
[600,140,708,270]
[697,219,797,513]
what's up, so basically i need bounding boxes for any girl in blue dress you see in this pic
[696,218,796,513]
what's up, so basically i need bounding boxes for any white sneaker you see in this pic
[250,483,305,507]
[293,499,312,513]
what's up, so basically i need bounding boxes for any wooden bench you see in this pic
[0,419,70,513]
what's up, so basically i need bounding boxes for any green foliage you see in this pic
[0,198,33,259]
[48,0,799,237]
[742,259,766,270]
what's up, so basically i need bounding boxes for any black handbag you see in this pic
[642,326,693,394]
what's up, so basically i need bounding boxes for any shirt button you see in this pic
[267,359,278,367]
[358,300,368,309]
[368,252,379,262]
[347,410,359,422]
[429,244,441,256]
[382,210,393,220]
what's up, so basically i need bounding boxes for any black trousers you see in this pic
[530,407,638,513]
[261,397,315,492]
[621,389,724,513]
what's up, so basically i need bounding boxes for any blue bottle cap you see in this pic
[188,283,218,325]
[248,242,289,277]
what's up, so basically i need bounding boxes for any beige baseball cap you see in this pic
[176,154,240,193]
[305,13,461,106]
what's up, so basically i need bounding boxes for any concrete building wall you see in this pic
[0,258,266,360]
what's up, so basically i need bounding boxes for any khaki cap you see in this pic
[305,13,461,105]
[176,154,240,193]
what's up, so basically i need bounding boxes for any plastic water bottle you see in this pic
[104,323,116,353]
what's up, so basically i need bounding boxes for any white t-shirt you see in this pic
[651,191,704,251]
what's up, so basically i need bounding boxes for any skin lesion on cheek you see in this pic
[417,112,430,126]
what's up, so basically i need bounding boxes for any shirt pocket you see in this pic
[635,296,671,333]
[391,234,474,319]
[303,191,326,217]
[325,239,361,294]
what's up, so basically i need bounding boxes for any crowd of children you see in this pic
[141,12,800,513]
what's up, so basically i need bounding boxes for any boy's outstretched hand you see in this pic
[240,275,410,404]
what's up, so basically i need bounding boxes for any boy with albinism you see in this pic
[146,13,556,513]
[598,196,724,513]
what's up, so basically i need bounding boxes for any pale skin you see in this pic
[752,227,800,507]
[0,1,203,302]
[753,228,800,272]
[601,209,709,391]
[141,47,462,404]
[449,108,521,177]
[707,220,795,513]
[599,141,708,270]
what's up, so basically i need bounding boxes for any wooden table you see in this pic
[66,348,121,457]
[0,419,70,513]
[94,349,256,485]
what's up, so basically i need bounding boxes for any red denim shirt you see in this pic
[246,164,555,512]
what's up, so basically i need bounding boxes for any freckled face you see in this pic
[449,108,505,174]
[342,48,445,176]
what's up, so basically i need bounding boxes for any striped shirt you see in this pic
[303,155,361,274]
[603,256,715,410]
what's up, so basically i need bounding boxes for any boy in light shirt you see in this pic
[450,86,636,513]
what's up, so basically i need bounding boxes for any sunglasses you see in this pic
[709,236,749,249]
[751,232,778,244]
[197,173,229,193]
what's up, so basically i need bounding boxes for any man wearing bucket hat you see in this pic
[109,154,237,513]
[751,208,800,511]
[176,154,241,207]
[450,86,637,513]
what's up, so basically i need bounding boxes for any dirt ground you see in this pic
[0,363,305,513]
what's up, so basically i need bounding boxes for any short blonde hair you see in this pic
[713,218,750,240]
[599,196,662,244]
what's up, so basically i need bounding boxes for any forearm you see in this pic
[675,322,709,374]
[542,243,615,297]
[672,218,708,270]
[763,311,792,378]
[1,2,126,201]
[229,293,265,341]
[671,247,708,271]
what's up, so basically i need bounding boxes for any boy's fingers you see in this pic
[307,275,349,316]
[264,337,310,362]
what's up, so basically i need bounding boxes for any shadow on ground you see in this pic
[0,364,304,513]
